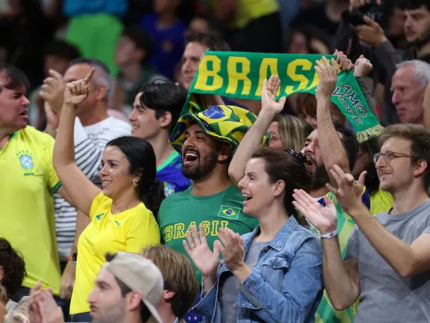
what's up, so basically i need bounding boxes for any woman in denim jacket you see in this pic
[184,145,324,323]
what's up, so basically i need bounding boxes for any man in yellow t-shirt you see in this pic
[0,64,71,297]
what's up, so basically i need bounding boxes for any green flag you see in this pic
[175,52,383,143]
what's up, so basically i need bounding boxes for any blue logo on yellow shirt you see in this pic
[218,205,240,220]
[18,153,33,170]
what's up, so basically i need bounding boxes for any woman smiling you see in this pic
[52,69,163,321]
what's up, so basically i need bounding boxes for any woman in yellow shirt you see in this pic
[52,68,163,321]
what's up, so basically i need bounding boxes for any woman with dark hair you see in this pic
[0,238,26,314]
[53,69,163,322]
[183,76,323,323]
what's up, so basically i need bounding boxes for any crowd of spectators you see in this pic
[1,0,430,323]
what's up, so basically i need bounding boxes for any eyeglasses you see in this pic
[373,150,413,164]
[286,149,308,164]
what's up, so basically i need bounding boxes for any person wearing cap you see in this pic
[27,252,164,323]
[129,82,191,197]
[158,104,261,322]
[88,252,164,323]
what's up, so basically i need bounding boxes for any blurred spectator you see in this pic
[386,7,408,49]
[391,60,430,125]
[63,0,128,76]
[277,0,302,45]
[180,31,230,90]
[109,28,166,114]
[28,40,81,129]
[286,25,332,54]
[202,0,282,53]
[142,245,199,323]
[267,114,313,151]
[0,0,56,90]
[140,0,186,80]
[0,238,26,313]
[292,0,349,38]
[188,13,224,38]
[335,0,430,126]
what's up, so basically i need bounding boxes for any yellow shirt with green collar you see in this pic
[0,126,61,293]
[70,193,161,314]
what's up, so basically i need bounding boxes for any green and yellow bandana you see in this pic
[169,105,267,153]
[172,51,384,143]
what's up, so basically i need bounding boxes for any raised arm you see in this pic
[293,189,361,310]
[315,57,351,180]
[53,68,101,216]
[329,165,430,278]
[228,75,285,186]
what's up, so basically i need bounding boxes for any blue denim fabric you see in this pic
[194,217,324,323]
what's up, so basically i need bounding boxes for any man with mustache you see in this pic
[157,106,260,323]
[336,0,430,126]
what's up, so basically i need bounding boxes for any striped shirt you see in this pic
[54,117,131,261]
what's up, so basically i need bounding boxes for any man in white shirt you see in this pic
[40,58,131,305]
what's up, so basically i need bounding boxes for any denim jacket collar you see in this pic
[242,216,299,253]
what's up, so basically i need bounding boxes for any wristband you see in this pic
[320,230,338,239]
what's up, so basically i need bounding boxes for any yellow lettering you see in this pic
[194,56,223,91]
[200,220,211,236]
[164,225,173,242]
[226,57,251,95]
[285,59,312,95]
[255,58,279,96]
[307,70,320,90]
[187,221,197,235]
[173,223,186,239]
[211,221,220,236]
[220,221,229,229]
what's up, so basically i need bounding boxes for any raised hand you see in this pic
[216,228,245,272]
[357,16,387,47]
[28,281,43,323]
[261,75,286,115]
[293,189,338,235]
[39,69,66,114]
[327,165,367,214]
[315,57,339,102]
[64,68,95,106]
[183,224,220,277]
[334,50,354,72]
[354,55,373,77]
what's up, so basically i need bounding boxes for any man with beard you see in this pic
[336,0,430,126]
[157,105,259,286]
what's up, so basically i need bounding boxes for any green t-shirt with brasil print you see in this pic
[158,184,259,282]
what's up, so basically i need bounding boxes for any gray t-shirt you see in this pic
[345,199,430,323]
[219,241,270,323]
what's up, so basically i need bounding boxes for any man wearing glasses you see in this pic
[295,123,430,323]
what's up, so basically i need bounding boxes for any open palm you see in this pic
[261,75,286,115]
[293,189,337,234]
[183,225,220,276]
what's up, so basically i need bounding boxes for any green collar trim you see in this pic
[157,150,180,172]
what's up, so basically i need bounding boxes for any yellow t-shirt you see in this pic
[70,193,161,314]
[370,188,393,215]
[0,127,61,293]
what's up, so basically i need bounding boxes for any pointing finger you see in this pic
[83,67,96,83]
